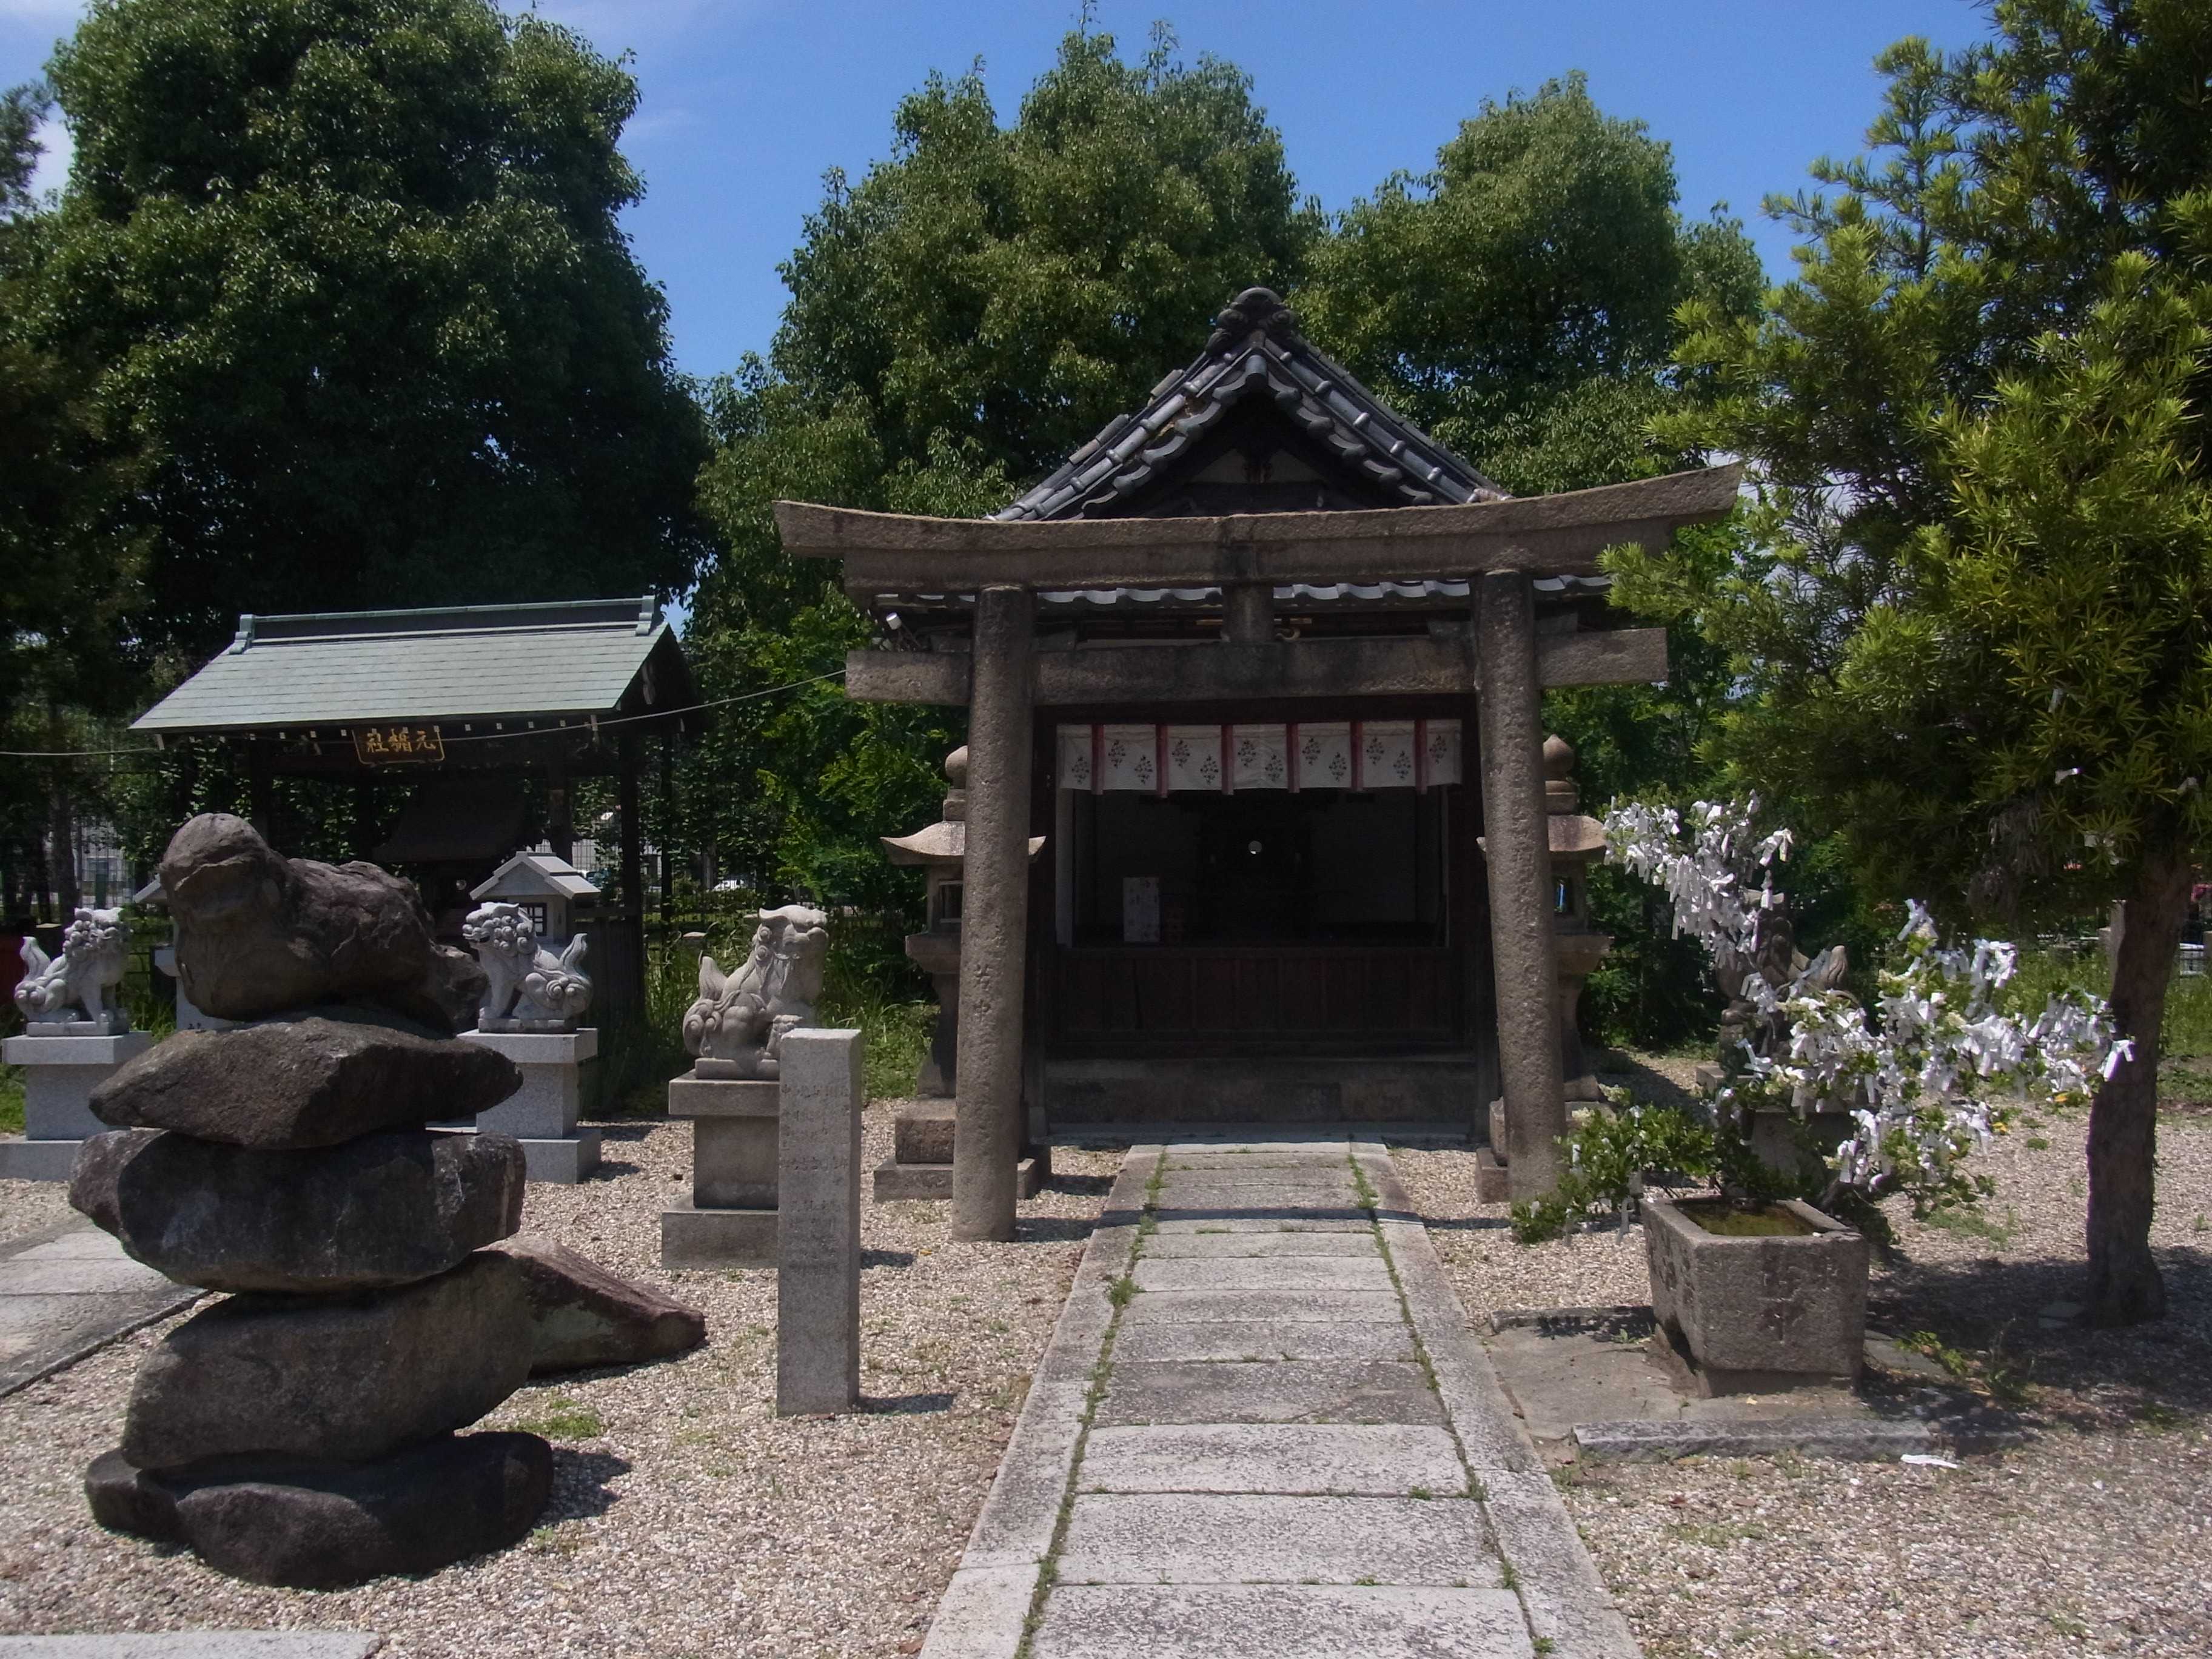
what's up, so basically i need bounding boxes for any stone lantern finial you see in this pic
[1542,734,1578,814]
[943,746,968,823]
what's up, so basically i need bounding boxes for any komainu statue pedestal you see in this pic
[660,1073,780,1267]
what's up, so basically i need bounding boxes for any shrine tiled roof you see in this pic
[994,286,1506,523]
[132,595,694,734]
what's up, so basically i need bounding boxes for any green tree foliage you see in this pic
[1,82,148,919]
[686,28,1318,910]
[1609,0,2212,1324]
[1297,72,1761,497]
[37,0,713,664]
[1297,72,1768,1050]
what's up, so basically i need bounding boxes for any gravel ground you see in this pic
[1393,1053,2212,1659]
[0,1176,81,1245]
[0,1102,1120,1657]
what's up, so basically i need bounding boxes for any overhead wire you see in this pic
[0,665,851,759]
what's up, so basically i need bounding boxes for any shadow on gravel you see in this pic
[863,1392,957,1415]
[1047,1173,1115,1196]
[547,1449,631,1522]
[1014,1216,1099,1245]
[1866,1245,2212,1432]
[862,1248,917,1269]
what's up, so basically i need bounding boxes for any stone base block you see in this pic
[0,1136,82,1182]
[2,1030,155,1143]
[1647,1321,1860,1400]
[515,1131,601,1184]
[1474,1146,1510,1204]
[660,1199,776,1269]
[893,1100,956,1164]
[465,1028,595,1141]
[872,1155,1041,1204]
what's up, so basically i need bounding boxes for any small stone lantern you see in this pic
[874,749,1044,1202]
[1543,735,1614,1103]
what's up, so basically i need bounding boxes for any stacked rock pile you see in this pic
[69,814,554,1587]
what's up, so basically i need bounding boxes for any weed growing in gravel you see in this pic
[1107,1275,1138,1308]
[1498,1561,1520,1590]
[1926,1204,2020,1247]
[511,1398,603,1441]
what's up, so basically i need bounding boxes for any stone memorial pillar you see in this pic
[1474,572,1567,1201]
[776,1027,863,1415]
[953,585,1034,1243]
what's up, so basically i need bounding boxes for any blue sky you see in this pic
[3,0,1991,381]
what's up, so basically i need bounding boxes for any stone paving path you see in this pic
[0,1218,200,1399]
[922,1136,1638,1659]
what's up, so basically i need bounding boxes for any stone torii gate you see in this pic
[777,465,1739,1240]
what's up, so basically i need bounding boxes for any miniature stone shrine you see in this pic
[69,814,702,1587]
[1479,736,1612,1201]
[876,749,1045,1203]
[2,909,154,1180]
[661,905,830,1267]
[461,893,601,1181]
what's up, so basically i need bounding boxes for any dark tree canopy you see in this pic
[771,27,1320,486]
[1298,72,1761,495]
[39,0,712,662]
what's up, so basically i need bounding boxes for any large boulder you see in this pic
[72,1128,526,1295]
[90,1010,521,1149]
[87,1432,552,1588]
[496,1236,706,1375]
[123,1251,533,1468]
[159,813,484,1031]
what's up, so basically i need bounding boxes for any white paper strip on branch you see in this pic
[1054,722,1460,791]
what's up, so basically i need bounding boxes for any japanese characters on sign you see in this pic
[351,723,447,765]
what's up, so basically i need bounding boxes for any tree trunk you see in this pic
[2085,835,2194,1327]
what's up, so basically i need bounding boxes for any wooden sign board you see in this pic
[352,723,446,766]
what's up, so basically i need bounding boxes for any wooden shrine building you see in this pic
[779,287,1737,1240]
[129,595,700,1018]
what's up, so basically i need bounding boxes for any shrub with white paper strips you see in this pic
[1603,797,2127,1212]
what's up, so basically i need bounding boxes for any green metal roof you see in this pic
[132,595,693,734]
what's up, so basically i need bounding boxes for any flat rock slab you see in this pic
[1153,1186,1359,1210]
[1143,1231,1382,1259]
[1113,1320,1415,1365]
[1079,1423,1466,1495]
[73,1129,526,1296]
[1057,1492,1497,1586]
[1124,1289,1405,1327]
[1572,1416,1935,1462]
[1150,1209,1375,1232]
[90,1011,520,1149]
[1134,1256,1392,1293]
[124,1253,532,1468]
[1097,1360,1441,1427]
[1031,1584,1532,1659]
[1157,1165,1356,1188]
[0,1638,384,1657]
[0,1224,200,1400]
[1150,1216,1372,1234]
[493,1236,705,1375]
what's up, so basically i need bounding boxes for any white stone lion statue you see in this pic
[682,905,829,1079]
[14,907,130,1029]
[461,902,592,1028]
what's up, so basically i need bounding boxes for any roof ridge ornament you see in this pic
[1207,286,1301,355]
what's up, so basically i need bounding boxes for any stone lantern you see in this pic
[1479,734,1613,1199]
[874,748,1044,1202]
[1543,735,1614,1103]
